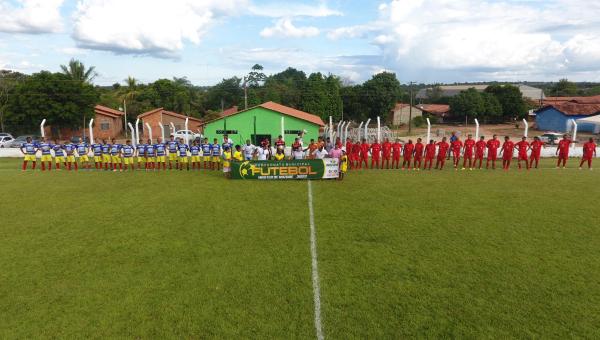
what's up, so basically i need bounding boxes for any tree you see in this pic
[360,72,401,120]
[203,77,244,112]
[549,79,578,96]
[480,92,503,122]
[60,58,98,83]
[246,64,266,87]
[485,84,526,119]
[0,70,27,132]
[5,71,98,134]
[449,88,484,121]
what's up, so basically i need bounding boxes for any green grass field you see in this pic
[1,158,600,338]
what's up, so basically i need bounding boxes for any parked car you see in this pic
[8,135,40,148]
[538,132,563,145]
[70,136,90,143]
[0,135,15,148]
[0,132,13,138]
[173,130,202,141]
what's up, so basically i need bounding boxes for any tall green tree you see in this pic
[6,71,98,134]
[449,88,484,121]
[203,77,244,112]
[360,72,402,120]
[0,70,27,132]
[60,58,98,84]
[548,79,578,96]
[485,84,526,119]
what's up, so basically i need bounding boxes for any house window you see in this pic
[100,122,110,131]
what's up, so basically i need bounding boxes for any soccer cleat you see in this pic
[461,167,466,170]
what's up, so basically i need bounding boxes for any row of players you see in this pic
[342,134,597,170]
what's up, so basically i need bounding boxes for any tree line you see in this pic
[1,58,598,135]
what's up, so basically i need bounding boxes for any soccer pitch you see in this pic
[1,158,600,338]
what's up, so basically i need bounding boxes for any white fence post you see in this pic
[344,122,351,142]
[329,116,333,142]
[522,118,528,138]
[40,119,46,138]
[364,118,371,142]
[377,116,381,142]
[145,122,153,141]
[159,124,165,141]
[357,122,364,140]
[571,119,578,152]
[170,122,176,135]
[127,123,136,147]
[135,119,140,142]
[185,117,189,145]
[474,118,479,141]
[426,118,431,142]
[88,119,94,143]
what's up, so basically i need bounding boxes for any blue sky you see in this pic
[1,0,600,86]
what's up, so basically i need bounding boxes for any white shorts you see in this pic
[223,166,231,173]
[293,152,304,159]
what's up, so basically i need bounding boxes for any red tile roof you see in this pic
[95,105,124,118]
[543,95,600,105]
[540,102,600,116]
[202,101,325,126]
[137,108,202,122]
[220,106,238,118]
[417,104,450,115]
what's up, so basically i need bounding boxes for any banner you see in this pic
[231,158,339,180]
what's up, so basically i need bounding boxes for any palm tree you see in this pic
[121,76,139,103]
[60,58,98,83]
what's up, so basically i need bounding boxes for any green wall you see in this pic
[203,107,321,145]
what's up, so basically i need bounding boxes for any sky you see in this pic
[1,0,600,86]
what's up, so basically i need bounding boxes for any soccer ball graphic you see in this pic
[239,161,253,178]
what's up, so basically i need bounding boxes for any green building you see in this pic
[202,101,325,145]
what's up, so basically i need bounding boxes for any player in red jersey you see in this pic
[450,137,463,169]
[435,137,450,170]
[345,138,354,169]
[499,136,515,170]
[462,134,476,170]
[515,136,530,170]
[474,136,486,169]
[486,135,501,169]
[579,137,596,170]
[413,138,424,170]
[392,139,402,169]
[359,138,370,169]
[370,139,381,169]
[424,139,436,170]
[402,140,415,170]
[556,134,571,168]
[351,142,361,168]
[381,138,392,169]
[528,136,545,169]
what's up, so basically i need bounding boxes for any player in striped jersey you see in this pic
[136,139,146,169]
[211,138,221,170]
[121,140,135,171]
[20,137,38,171]
[91,138,103,170]
[190,140,201,170]
[167,135,179,170]
[177,141,189,170]
[155,137,167,171]
[76,137,90,170]
[101,140,111,170]
[53,140,65,170]
[201,138,212,169]
[63,141,77,171]
[38,137,53,171]
[109,139,122,171]
[145,139,156,171]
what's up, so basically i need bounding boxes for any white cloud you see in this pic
[0,0,64,33]
[260,19,319,38]
[72,0,249,58]
[329,0,600,81]
[249,2,342,18]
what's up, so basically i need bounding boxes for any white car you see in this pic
[173,130,202,141]
[0,135,15,148]
[538,132,563,145]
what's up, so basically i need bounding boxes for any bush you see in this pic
[412,116,426,127]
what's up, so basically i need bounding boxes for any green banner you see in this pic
[231,159,339,180]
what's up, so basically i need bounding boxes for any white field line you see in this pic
[307,180,324,340]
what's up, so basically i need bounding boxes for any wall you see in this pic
[536,108,598,133]
[203,107,320,145]
[392,107,422,125]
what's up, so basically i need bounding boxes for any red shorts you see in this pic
[414,156,422,161]
[425,155,435,161]
[487,151,497,161]
[475,152,484,159]
[436,156,445,162]
[404,156,412,161]
[530,153,540,161]
[392,154,400,161]
[452,151,460,158]
[503,154,512,161]
[372,155,380,161]
[558,152,569,160]
[583,154,594,161]
[361,154,369,160]
[518,153,528,161]
[464,152,473,159]
[383,153,391,160]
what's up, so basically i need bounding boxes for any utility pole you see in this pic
[408,81,414,134]
[243,77,248,110]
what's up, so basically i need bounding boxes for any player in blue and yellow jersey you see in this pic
[167,135,179,169]
[154,137,167,171]
[201,137,212,169]
[145,139,156,170]
[136,139,146,170]
[76,137,90,170]
[211,138,222,170]
[177,140,189,170]
[190,140,201,170]
[20,136,38,171]
[101,139,111,170]
[38,137,53,171]
[109,138,122,171]
[63,141,77,171]
[120,140,135,171]
[222,135,232,154]
[91,138,103,170]
[53,140,65,170]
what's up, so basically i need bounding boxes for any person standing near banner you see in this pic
[222,146,232,178]
[242,140,256,161]
[314,145,328,160]
[292,138,304,160]
[339,150,348,180]
[257,144,270,160]
[580,137,597,170]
